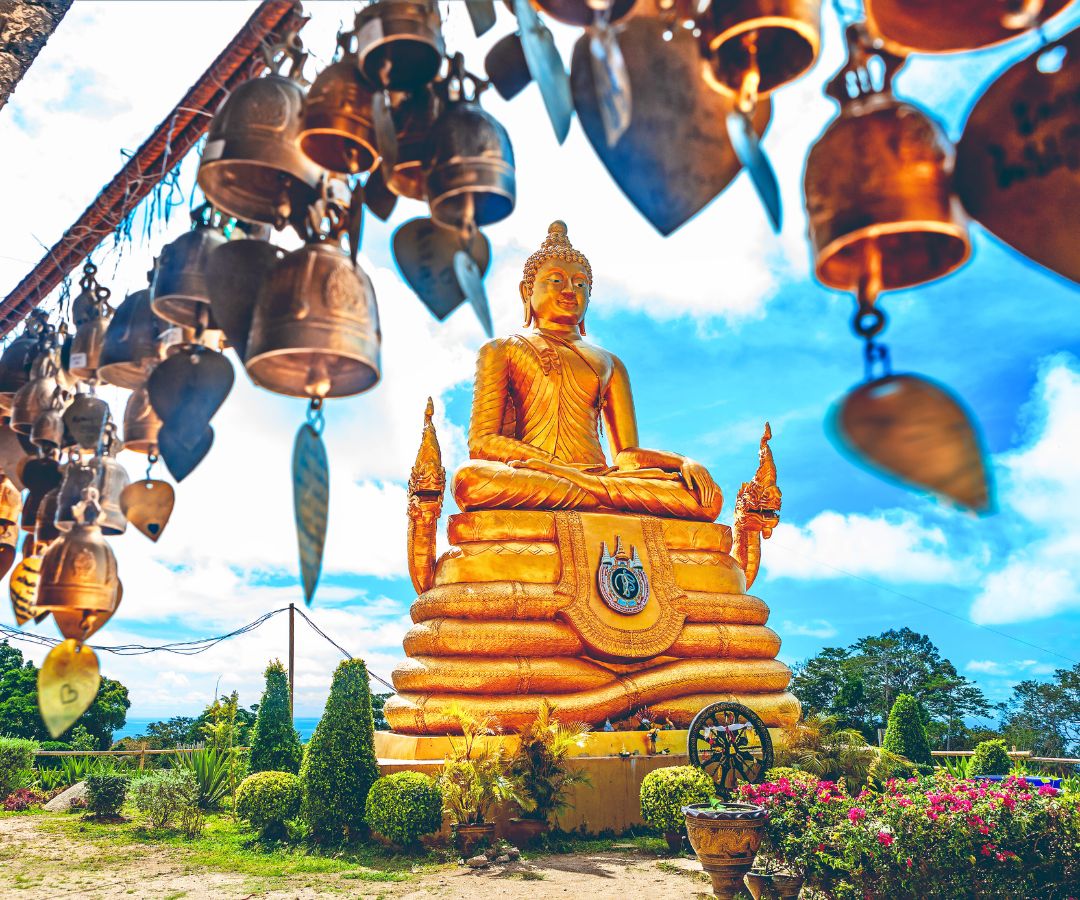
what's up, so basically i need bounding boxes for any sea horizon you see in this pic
[113,716,325,744]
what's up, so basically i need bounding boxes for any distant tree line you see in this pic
[791,627,1080,755]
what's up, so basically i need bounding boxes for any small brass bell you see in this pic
[56,453,129,537]
[702,0,822,97]
[68,262,113,380]
[427,59,516,231]
[122,383,163,455]
[19,456,61,533]
[387,87,439,201]
[150,205,229,329]
[98,276,169,390]
[30,402,67,454]
[246,197,381,399]
[354,0,445,92]
[0,473,22,526]
[197,35,324,227]
[35,487,61,546]
[0,326,41,413]
[300,32,380,176]
[803,25,970,294]
[205,236,284,360]
[11,351,66,435]
[37,509,121,643]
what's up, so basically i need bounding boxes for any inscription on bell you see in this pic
[237,81,290,131]
[323,266,361,313]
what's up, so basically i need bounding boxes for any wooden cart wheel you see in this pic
[687,701,774,798]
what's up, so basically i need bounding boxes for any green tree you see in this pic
[1001,662,1080,756]
[133,716,197,749]
[300,659,379,843]
[249,660,302,774]
[882,693,932,766]
[371,692,391,731]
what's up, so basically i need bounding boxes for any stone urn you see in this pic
[453,822,497,856]
[745,870,804,899]
[507,817,549,848]
[682,802,768,899]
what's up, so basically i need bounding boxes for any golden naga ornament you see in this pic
[38,639,100,739]
[866,0,1074,55]
[390,221,799,735]
[955,29,1080,285]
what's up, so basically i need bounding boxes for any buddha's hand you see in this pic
[508,458,600,488]
[680,459,719,509]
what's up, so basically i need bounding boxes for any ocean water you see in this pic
[113,717,323,743]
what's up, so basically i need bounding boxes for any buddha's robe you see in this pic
[452,333,723,522]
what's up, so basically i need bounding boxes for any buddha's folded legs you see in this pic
[453,460,722,521]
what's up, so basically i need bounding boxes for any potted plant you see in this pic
[436,706,518,856]
[640,765,714,853]
[683,799,769,899]
[508,700,590,846]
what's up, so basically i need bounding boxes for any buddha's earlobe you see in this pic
[523,303,534,328]
[520,281,533,327]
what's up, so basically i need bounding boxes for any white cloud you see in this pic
[965,659,1057,677]
[764,509,971,584]
[780,619,838,639]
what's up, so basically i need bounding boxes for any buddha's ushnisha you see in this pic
[453,221,723,521]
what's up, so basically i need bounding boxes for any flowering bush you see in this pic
[741,773,1080,898]
[3,787,46,811]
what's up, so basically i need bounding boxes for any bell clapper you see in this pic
[852,240,890,383]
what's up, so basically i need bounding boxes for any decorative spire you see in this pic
[521,220,594,297]
[755,422,777,487]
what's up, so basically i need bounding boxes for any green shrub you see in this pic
[0,737,37,798]
[36,768,66,791]
[868,751,919,790]
[640,766,714,835]
[365,772,442,847]
[968,739,1012,777]
[236,770,301,839]
[85,773,128,818]
[882,694,932,766]
[300,659,380,842]
[130,769,198,828]
[250,660,302,775]
[177,747,233,809]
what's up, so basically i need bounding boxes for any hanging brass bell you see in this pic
[245,202,381,399]
[387,87,439,201]
[31,403,66,454]
[354,0,445,92]
[205,237,284,360]
[36,518,121,643]
[19,455,61,533]
[0,473,22,526]
[803,25,970,294]
[702,0,822,96]
[865,0,1073,55]
[56,456,129,537]
[11,351,66,435]
[197,37,324,227]
[98,279,169,390]
[35,486,61,545]
[427,65,516,230]
[122,383,163,455]
[150,205,229,329]
[0,327,40,413]
[67,262,113,381]
[300,33,380,176]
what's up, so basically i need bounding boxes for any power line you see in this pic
[293,606,396,692]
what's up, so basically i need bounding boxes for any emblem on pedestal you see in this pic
[597,536,650,615]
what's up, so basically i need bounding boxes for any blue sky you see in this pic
[0,2,1077,723]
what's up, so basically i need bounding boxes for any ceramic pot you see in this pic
[507,817,549,848]
[745,871,804,899]
[454,821,496,857]
[683,802,768,899]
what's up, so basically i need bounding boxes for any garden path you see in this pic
[0,815,713,899]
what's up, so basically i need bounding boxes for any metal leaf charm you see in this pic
[831,373,992,513]
[393,218,492,321]
[120,479,175,542]
[512,0,574,143]
[726,108,782,232]
[372,90,400,177]
[63,394,109,452]
[454,249,493,339]
[486,33,532,101]
[158,423,214,483]
[9,553,40,625]
[38,640,100,739]
[465,0,497,36]
[293,422,329,607]
[589,14,631,147]
[364,167,399,222]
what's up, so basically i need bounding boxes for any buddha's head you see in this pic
[520,221,593,334]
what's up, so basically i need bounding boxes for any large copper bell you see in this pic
[150,205,229,329]
[387,87,439,200]
[122,384,163,454]
[68,263,113,380]
[300,32,379,175]
[37,513,121,643]
[702,0,822,96]
[803,25,970,294]
[98,276,169,390]
[246,198,381,399]
[11,350,66,435]
[197,35,324,227]
[866,0,1074,55]
[427,61,516,230]
[205,235,284,360]
[354,0,445,91]
[56,453,129,537]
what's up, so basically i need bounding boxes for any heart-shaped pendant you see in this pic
[393,218,492,321]
[158,422,214,483]
[148,345,234,429]
[955,30,1080,284]
[120,479,175,542]
[831,373,992,513]
[293,421,329,607]
[571,19,771,235]
[63,393,109,452]
[38,640,101,739]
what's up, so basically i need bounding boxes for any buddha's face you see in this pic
[522,259,590,327]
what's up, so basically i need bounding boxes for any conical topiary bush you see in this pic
[882,693,932,766]
[249,659,303,775]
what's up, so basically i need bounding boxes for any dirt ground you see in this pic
[0,815,714,900]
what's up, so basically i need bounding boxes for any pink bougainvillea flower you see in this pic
[848,807,866,823]
[877,831,894,846]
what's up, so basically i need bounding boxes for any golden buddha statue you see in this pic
[386,222,800,736]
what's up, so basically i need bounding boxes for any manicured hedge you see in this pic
[883,694,932,766]
[0,737,36,799]
[236,770,301,838]
[86,773,128,818]
[365,772,443,847]
[249,660,302,775]
[968,739,1012,778]
[640,765,714,835]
